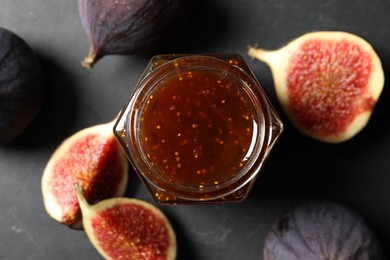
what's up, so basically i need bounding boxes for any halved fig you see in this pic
[75,183,177,260]
[41,121,128,228]
[248,31,384,143]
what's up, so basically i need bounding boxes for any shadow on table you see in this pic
[7,51,80,149]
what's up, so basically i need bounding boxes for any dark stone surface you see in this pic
[1,0,389,259]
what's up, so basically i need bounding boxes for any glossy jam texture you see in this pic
[139,68,257,189]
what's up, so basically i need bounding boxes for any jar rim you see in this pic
[125,55,274,201]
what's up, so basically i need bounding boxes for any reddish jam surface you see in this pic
[139,69,257,189]
[287,39,375,136]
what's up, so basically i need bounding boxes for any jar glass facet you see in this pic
[114,54,283,204]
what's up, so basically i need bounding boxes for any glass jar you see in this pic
[114,54,283,204]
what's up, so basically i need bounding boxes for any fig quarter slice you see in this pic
[41,121,128,228]
[75,183,177,260]
[248,31,384,143]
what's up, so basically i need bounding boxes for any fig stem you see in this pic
[81,56,94,69]
[247,46,279,67]
[81,47,99,69]
[74,183,91,214]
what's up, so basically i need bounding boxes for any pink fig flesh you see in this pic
[91,203,174,259]
[41,123,128,228]
[75,184,176,260]
[248,31,384,143]
[287,38,375,137]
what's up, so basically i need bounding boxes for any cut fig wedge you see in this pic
[75,183,177,260]
[248,31,384,143]
[41,121,128,228]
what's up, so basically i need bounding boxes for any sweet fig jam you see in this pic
[114,54,283,204]
[140,69,255,188]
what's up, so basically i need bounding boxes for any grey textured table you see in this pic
[1,0,390,259]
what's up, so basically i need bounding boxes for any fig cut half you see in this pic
[41,120,128,228]
[75,183,177,260]
[248,31,384,143]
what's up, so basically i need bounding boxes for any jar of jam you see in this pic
[114,54,283,204]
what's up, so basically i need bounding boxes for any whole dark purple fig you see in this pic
[78,0,191,68]
[0,28,44,144]
[264,200,384,260]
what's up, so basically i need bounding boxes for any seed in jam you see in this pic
[139,68,259,189]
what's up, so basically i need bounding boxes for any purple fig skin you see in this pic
[264,200,384,260]
[78,0,192,68]
[0,28,44,144]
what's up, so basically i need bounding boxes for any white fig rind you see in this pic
[248,31,384,143]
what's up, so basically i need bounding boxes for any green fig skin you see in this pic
[79,0,192,68]
[0,28,44,144]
